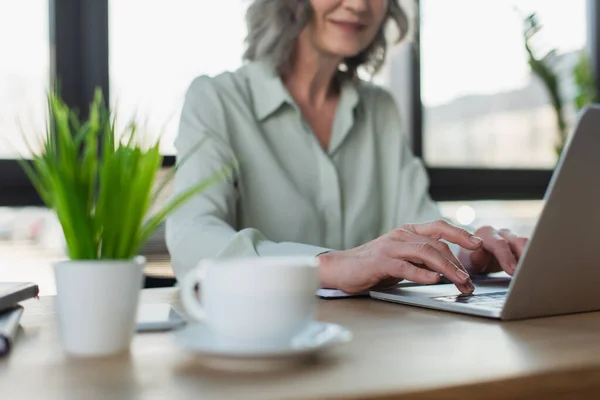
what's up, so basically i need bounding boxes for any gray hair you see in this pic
[243,0,410,77]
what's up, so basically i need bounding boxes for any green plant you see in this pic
[573,51,600,111]
[521,12,568,159]
[19,89,231,260]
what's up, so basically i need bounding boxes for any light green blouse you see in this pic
[166,60,442,280]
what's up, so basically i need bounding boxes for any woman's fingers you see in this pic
[391,230,472,293]
[381,259,441,285]
[469,227,528,276]
[498,229,528,259]
[371,277,405,290]
[386,242,474,294]
[481,232,518,275]
[468,248,496,274]
[401,220,483,251]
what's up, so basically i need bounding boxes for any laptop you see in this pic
[370,105,600,320]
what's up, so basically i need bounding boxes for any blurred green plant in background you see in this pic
[573,51,600,111]
[520,12,599,160]
[521,12,568,159]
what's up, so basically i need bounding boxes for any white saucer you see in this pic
[173,321,352,371]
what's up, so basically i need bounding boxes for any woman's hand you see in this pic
[459,226,528,276]
[317,220,484,295]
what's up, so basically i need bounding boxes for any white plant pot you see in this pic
[53,256,145,357]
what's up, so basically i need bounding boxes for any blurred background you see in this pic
[0,0,597,294]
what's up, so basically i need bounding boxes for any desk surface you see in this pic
[2,288,600,400]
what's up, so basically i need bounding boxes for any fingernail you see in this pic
[430,272,442,282]
[470,236,483,244]
[461,282,474,294]
[457,269,470,282]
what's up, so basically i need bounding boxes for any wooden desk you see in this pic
[2,288,600,400]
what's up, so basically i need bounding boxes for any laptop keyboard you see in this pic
[432,291,508,309]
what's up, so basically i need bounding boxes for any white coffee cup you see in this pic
[180,256,320,349]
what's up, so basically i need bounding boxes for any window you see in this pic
[0,1,50,158]
[2,1,598,204]
[439,200,543,237]
[419,0,587,168]
[108,0,249,154]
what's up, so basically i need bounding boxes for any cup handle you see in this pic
[180,262,208,321]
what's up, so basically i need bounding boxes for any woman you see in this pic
[166,0,528,295]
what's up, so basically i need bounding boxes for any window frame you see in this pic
[1,0,109,206]
[408,0,594,201]
[0,0,596,206]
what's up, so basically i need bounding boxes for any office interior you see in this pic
[1,0,596,293]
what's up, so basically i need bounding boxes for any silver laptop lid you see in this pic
[502,105,600,320]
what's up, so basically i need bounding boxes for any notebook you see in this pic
[0,282,39,312]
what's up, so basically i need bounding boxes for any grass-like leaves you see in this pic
[19,89,230,260]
